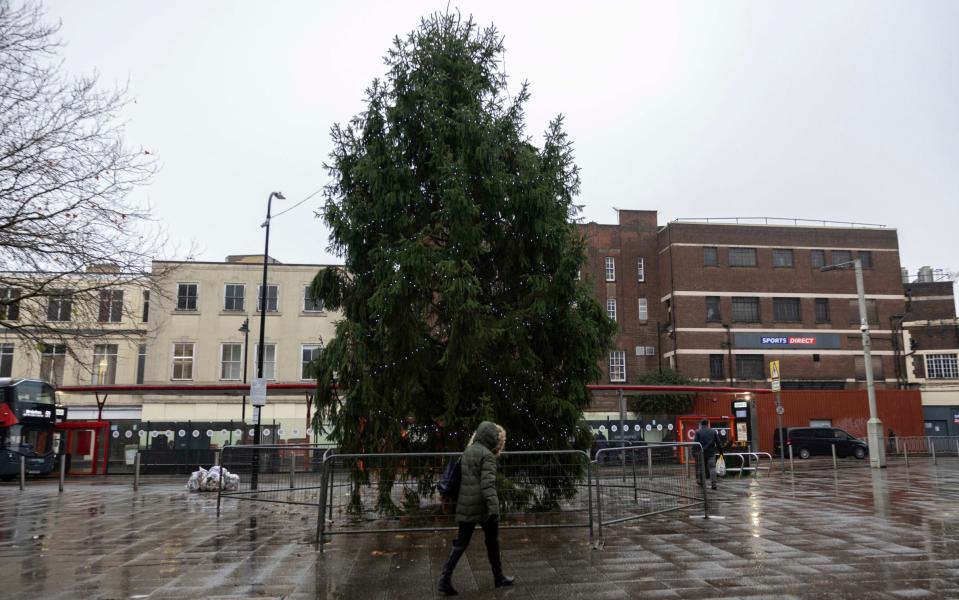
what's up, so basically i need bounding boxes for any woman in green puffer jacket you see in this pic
[438,421,515,596]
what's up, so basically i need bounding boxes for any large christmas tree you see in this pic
[311,13,615,455]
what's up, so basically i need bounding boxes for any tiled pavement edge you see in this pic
[1,462,958,599]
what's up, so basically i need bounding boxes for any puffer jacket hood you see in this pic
[472,421,500,451]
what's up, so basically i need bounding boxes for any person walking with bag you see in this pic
[438,421,515,596]
[693,418,725,490]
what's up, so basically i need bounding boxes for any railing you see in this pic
[672,217,886,228]
[217,444,335,508]
[592,442,707,545]
[722,452,773,477]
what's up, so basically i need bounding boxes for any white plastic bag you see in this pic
[715,455,726,477]
[186,467,206,492]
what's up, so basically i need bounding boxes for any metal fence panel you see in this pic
[592,442,706,542]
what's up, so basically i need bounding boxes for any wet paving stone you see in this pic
[2,461,959,598]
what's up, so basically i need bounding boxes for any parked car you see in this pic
[773,427,868,460]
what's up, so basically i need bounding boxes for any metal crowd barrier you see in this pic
[721,452,773,478]
[315,450,593,547]
[591,442,707,545]
[216,444,336,509]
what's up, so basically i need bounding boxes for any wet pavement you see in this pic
[2,462,959,599]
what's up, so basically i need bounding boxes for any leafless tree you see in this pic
[0,1,180,368]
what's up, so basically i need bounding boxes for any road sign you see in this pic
[250,378,267,406]
[769,360,780,380]
[771,380,781,392]
[776,405,785,415]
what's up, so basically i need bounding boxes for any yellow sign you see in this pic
[769,360,780,380]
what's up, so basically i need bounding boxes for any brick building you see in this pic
[901,275,959,436]
[580,211,908,411]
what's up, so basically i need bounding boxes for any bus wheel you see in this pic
[798,448,811,460]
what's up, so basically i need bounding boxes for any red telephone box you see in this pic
[56,420,110,475]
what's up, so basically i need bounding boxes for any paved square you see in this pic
[2,462,958,599]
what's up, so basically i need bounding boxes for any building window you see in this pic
[664,299,672,325]
[637,257,645,282]
[735,355,764,380]
[40,344,67,385]
[772,249,794,268]
[810,250,825,269]
[172,343,195,380]
[304,286,324,312]
[831,250,852,266]
[706,296,721,322]
[605,257,616,282]
[256,343,277,380]
[773,298,801,322]
[0,344,13,377]
[638,297,648,322]
[142,290,150,323]
[925,354,959,379]
[224,284,245,311]
[220,343,243,380]
[643,346,656,356]
[609,351,626,382]
[606,298,617,322]
[47,291,73,322]
[859,251,873,269]
[855,356,885,380]
[92,344,118,384]
[703,247,718,267]
[136,344,146,385]
[98,289,123,323]
[257,284,279,312]
[709,355,725,380]
[731,297,760,322]
[728,247,757,267]
[176,283,198,311]
[301,344,322,380]
[0,288,21,320]
[848,299,879,325]
[815,298,830,323]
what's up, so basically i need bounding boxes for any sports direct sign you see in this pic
[733,332,841,350]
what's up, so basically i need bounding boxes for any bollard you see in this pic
[133,451,141,491]
[788,445,794,473]
[701,457,710,519]
[831,443,837,470]
[931,438,937,465]
[19,455,25,490]
[684,447,690,479]
[904,444,909,466]
[630,449,638,502]
[59,454,66,493]
[956,439,959,459]
[289,453,296,489]
[646,447,653,478]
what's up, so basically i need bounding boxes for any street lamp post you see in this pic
[250,191,284,490]
[254,191,284,447]
[822,257,886,468]
[239,318,250,426]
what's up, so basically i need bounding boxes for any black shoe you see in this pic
[438,578,458,596]
[438,545,466,596]
[494,575,515,588]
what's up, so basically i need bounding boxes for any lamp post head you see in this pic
[239,318,250,333]
[272,191,286,200]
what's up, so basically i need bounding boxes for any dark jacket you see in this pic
[455,421,500,524]
[694,426,724,458]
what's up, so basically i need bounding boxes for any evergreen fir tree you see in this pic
[310,13,615,460]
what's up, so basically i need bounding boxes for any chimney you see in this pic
[918,266,934,283]
[900,268,909,284]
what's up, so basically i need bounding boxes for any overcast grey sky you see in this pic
[43,0,959,278]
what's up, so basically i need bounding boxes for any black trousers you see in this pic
[453,518,503,576]
[454,517,498,548]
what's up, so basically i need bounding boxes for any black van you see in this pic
[772,427,868,460]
